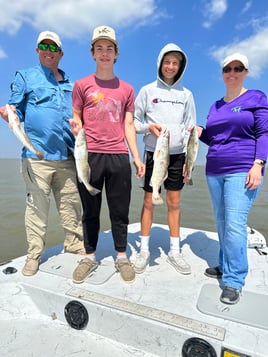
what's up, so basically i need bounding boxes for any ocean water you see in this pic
[1,159,267,261]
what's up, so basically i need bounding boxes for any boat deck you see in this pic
[0,223,268,357]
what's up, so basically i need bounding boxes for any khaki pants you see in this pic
[21,157,84,259]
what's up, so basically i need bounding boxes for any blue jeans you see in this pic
[207,173,262,289]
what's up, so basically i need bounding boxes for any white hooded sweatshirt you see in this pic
[134,43,196,155]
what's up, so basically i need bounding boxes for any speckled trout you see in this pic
[74,128,100,195]
[6,104,44,159]
[184,126,199,185]
[150,127,170,205]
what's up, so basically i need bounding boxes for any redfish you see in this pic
[184,126,199,185]
[150,127,170,205]
[6,104,44,159]
[74,128,100,195]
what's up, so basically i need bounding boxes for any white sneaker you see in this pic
[167,252,191,275]
[134,251,150,274]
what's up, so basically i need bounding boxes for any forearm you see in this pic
[134,117,150,134]
[125,125,140,160]
[69,108,83,136]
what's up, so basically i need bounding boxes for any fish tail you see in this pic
[89,186,101,196]
[188,178,193,185]
[152,196,164,205]
[184,178,193,185]
[36,150,45,160]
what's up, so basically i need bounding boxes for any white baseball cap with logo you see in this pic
[91,25,117,46]
[222,52,249,69]
[37,31,62,48]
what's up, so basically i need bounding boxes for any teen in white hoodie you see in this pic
[134,43,196,275]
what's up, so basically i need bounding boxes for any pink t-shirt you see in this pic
[72,74,134,154]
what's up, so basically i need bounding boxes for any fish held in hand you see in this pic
[74,128,100,195]
[150,127,170,205]
[184,126,199,185]
[6,104,44,159]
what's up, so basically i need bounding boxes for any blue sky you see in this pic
[1,0,268,163]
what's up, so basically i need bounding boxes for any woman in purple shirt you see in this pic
[197,53,268,305]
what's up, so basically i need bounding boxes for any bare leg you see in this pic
[140,191,154,236]
[166,190,181,237]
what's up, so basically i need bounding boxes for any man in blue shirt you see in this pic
[0,31,85,276]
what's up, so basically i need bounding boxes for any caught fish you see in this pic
[150,127,170,205]
[184,126,199,185]
[74,128,100,195]
[6,104,44,159]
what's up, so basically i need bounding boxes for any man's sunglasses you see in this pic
[38,43,61,53]
[222,66,245,73]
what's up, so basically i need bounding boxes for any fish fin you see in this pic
[153,149,161,160]
[9,119,19,130]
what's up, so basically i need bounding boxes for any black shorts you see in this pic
[143,151,185,192]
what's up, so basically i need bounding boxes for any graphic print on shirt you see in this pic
[152,98,184,106]
[88,89,121,123]
[232,106,241,112]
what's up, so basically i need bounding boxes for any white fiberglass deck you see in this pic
[0,223,268,357]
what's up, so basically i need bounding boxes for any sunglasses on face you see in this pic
[222,65,245,73]
[38,43,61,53]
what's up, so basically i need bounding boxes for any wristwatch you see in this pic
[254,159,266,166]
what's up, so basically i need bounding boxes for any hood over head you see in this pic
[157,43,187,86]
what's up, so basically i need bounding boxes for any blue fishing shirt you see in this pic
[8,64,74,160]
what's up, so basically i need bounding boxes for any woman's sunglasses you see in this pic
[38,43,61,53]
[222,66,245,73]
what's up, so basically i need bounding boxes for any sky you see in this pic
[1,0,268,163]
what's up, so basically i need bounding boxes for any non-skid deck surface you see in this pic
[197,283,268,331]
[39,253,116,285]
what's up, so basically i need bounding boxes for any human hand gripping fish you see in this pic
[74,128,101,196]
[6,104,44,159]
[183,126,199,185]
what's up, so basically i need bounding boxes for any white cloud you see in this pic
[210,27,268,78]
[0,48,7,59]
[0,0,159,41]
[202,0,227,29]
[241,1,252,14]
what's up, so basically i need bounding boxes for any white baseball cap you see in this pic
[91,25,117,46]
[222,53,249,69]
[37,31,62,48]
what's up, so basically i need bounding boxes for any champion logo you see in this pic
[152,98,183,105]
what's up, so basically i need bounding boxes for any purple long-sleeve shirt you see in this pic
[200,89,268,175]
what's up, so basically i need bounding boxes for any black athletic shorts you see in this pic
[143,151,185,192]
